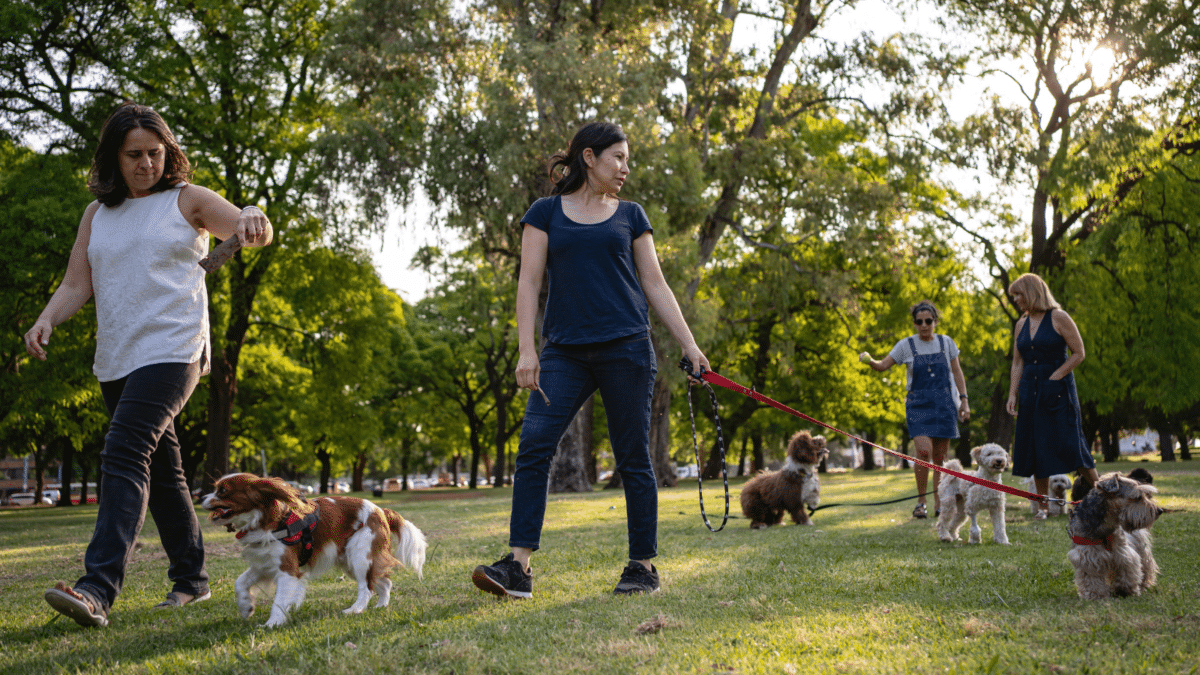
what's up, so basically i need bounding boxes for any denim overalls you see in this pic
[904,335,959,440]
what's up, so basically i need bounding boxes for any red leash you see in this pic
[679,360,1052,506]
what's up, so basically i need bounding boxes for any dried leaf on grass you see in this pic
[634,614,673,634]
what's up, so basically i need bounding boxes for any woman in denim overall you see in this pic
[860,300,970,519]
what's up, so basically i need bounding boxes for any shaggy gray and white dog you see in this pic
[1067,472,1161,599]
[1022,474,1072,516]
[936,443,1010,545]
[739,431,828,528]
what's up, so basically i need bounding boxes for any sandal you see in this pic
[45,583,108,627]
[154,590,212,608]
[912,503,928,519]
[1034,510,1048,521]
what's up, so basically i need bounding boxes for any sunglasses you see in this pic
[913,318,935,326]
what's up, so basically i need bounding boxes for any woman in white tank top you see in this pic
[24,102,273,628]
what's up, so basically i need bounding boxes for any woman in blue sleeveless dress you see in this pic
[860,300,970,519]
[1006,273,1098,519]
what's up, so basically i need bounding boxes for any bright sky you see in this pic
[367,188,445,303]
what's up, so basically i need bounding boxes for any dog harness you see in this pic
[236,509,321,566]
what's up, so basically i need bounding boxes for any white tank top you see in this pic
[88,185,210,382]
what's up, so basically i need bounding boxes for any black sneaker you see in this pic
[613,562,660,595]
[472,553,532,599]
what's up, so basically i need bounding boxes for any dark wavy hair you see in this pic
[910,299,940,322]
[547,122,628,196]
[88,102,191,207]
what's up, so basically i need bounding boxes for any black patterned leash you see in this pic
[680,357,729,532]
[808,491,931,515]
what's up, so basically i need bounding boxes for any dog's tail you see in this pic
[384,509,427,579]
[943,458,964,474]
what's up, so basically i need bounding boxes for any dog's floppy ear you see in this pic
[1097,475,1122,493]
[254,476,307,508]
[969,445,982,463]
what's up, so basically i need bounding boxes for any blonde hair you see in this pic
[1008,273,1061,313]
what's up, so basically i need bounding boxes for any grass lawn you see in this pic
[1,460,1197,674]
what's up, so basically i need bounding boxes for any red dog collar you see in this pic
[1071,534,1114,552]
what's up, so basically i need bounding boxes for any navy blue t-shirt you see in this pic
[521,195,653,345]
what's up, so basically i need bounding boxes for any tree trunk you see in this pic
[202,353,235,493]
[751,432,765,474]
[352,451,368,492]
[79,458,91,505]
[860,431,877,470]
[34,443,49,503]
[1104,428,1121,462]
[1158,426,1176,462]
[737,436,747,477]
[317,447,332,493]
[649,367,677,487]
[549,395,593,493]
[1179,434,1192,461]
[58,441,75,506]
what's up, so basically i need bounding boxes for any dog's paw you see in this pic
[264,614,289,628]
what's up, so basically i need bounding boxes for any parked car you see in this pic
[675,464,699,479]
[284,480,315,495]
[410,478,430,489]
[8,492,52,506]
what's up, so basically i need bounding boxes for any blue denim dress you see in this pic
[1012,309,1095,478]
[904,335,959,440]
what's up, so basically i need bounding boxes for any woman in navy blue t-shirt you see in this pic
[471,122,710,599]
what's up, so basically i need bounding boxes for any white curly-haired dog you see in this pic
[1021,474,1072,516]
[936,443,1010,545]
[1068,472,1161,599]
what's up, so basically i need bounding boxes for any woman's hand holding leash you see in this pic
[679,348,710,386]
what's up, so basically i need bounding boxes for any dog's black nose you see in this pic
[1156,507,1165,518]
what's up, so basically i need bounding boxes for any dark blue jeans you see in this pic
[76,361,209,612]
[509,332,659,560]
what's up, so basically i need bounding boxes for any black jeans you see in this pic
[75,361,209,612]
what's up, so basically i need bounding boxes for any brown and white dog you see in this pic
[202,473,426,627]
[739,430,828,528]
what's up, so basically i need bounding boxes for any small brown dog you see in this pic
[739,431,828,528]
